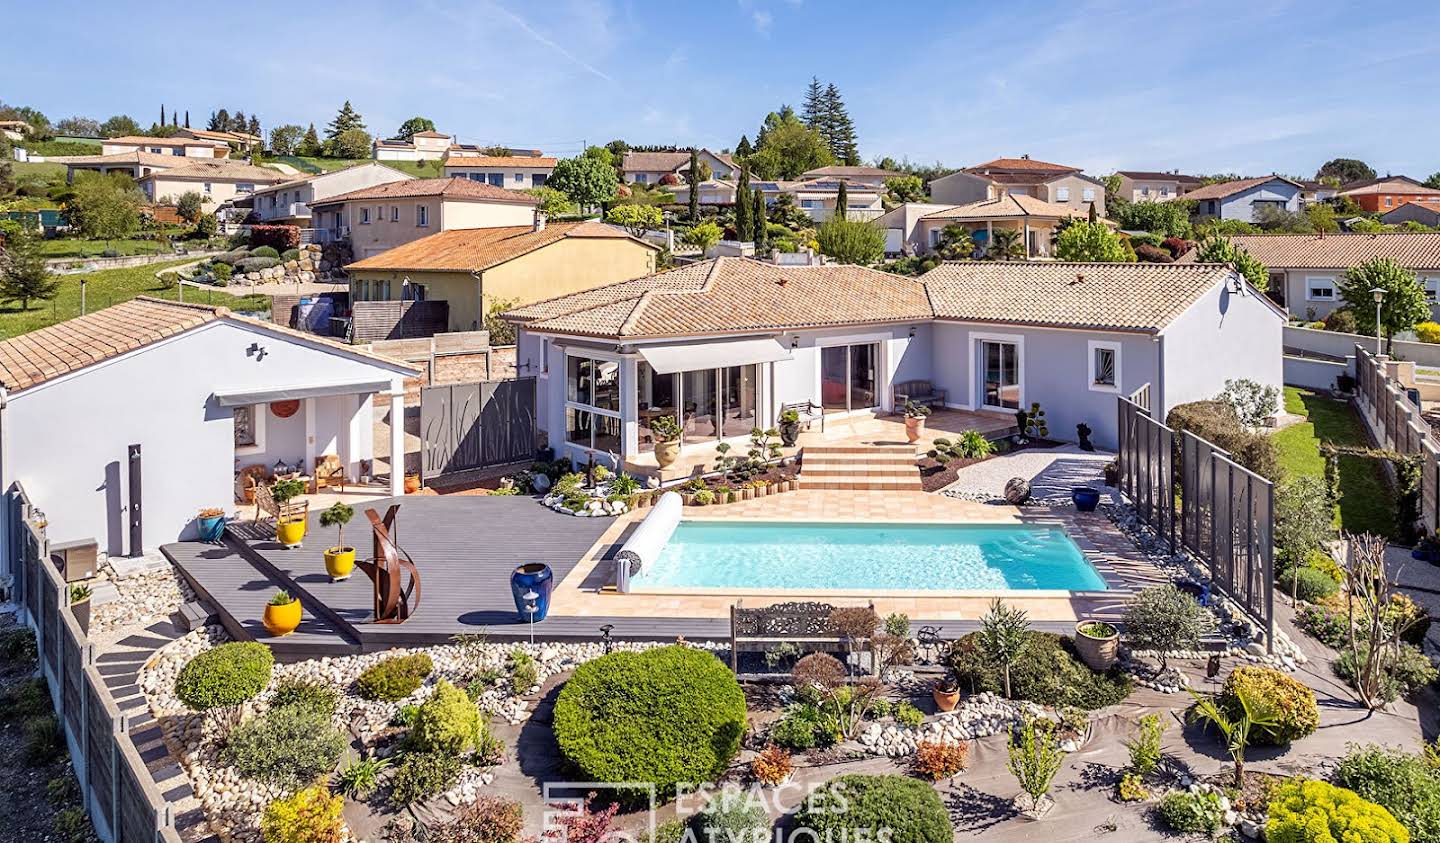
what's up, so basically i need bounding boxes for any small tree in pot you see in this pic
[904,401,932,444]
[649,415,682,468]
[777,408,802,447]
[319,503,356,581]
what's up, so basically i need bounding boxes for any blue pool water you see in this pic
[631,521,1107,591]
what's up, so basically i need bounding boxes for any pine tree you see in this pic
[822,83,859,165]
[801,76,825,130]
[735,168,752,241]
[233,111,246,133]
[687,148,701,221]
[213,109,230,133]
[207,111,220,131]
[326,101,366,141]
[735,135,753,160]
[835,180,849,221]
[247,116,261,138]
[0,229,60,311]
[298,123,322,157]
[753,190,768,252]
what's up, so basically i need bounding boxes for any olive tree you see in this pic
[1121,585,1211,669]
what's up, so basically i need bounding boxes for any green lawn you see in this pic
[11,160,67,181]
[1272,386,1394,536]
[258,155,443,178]
[37,238,173,258]
[0,259,270,339]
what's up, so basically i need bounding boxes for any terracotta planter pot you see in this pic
[654,440,680,468]
[324,546,356,581]
[404,473,421,494]
[933,685,960,712]
[1073,621,1119,671]
[905,416,925,444]
[263,599,302,636]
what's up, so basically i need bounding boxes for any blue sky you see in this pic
[9,0,1440,177]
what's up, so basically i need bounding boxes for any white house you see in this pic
[0,297,419,563]
[374,131,454,161]
[442,154,557,190]
[1187,176,1303,222]
[249,163,414,225]
[100,135,229,159]
[504,258,1284,472]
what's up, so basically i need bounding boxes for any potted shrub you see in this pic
[904,401,932,444]
[778,408,802,447]
[404,473,421,494]
[1412,530,1440,563]
[1073,621,1119,671]
[752,744,794,787]
[196,507,227,542]
[263,590,302,636]
[70,584,93,635]
[933,675,960,712]
[319,503,356,581]
[1103,459,1120,487]
[270,478,307,548]
[1071,486,1102,512]
[651,415,682,468]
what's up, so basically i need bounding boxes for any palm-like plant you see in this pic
[978,598,1031,698]
[986,228,1027,261]
[1187,686,1280,787]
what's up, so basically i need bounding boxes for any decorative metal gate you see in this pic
[1117,396,1175,550]
[419,378,536,481]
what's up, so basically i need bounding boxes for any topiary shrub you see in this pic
[697,790,770,843]
[1159,789,1227,834]
[356,653,433,701]
[407,679,483,754]
[281,248,301,261]
[1267,779,1409,843]
[1278,565,1340,603]
[1218,666,1319,745]
[222,704,346,788]
[261,786,343,843]
[235,256,279,274]
[389,751,461,807]
[175,642,273,712]
[250,245,280,259]
[793,774,950,843]
[552,645,746,800]
[946,632,1131,710]
[270,679,338,719]
[1336,745,1440,841]
[210,261,232,282]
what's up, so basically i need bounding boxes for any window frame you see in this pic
[1055,186,1070,202]
[417,205,429,227]
[563,349,623,454]
[1305,276,1336,301]
[360,207,371,224]
[1087,340,1122,394]
[234,404,266,454]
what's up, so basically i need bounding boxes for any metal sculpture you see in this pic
[357,505,422,623]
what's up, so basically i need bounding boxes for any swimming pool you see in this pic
[629,521,1107,592]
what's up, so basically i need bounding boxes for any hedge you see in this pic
[250,224,301,251]
[1219,666,1318,745]
[552,645,746,799]
[175,642,273,711]
[946,631,1131,710]
[1166,400,1280,481]
[793,775,950,843]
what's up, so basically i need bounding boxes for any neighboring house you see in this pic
[504,257,1282,470]
[764,178,885,221]
[344,221,661,334]
[100,135,229,159]
[665,179,739,207]
[1337,176,1440,213]
[175,127,262,152]
[59,151,188,183]
[1186,176,1302,221]
[1297,181,1338,206]
[1113,171,1203,202]
[442,155,557,190]
[620,149,738,185]
[876,203,955,255]
[930,157,1106,216]
[373,131,454,161]
[308,177,541,258]
[0,296,420,560]
[1381,201,1440,228]
[0,120,30,141]
[1178,232,1440,320]
[913,194,1102,258]
[138,159,285,210]
[799,165,902,188]
[249,163,414,225]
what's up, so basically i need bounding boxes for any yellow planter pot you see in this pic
[324,546,356,581]
[262,600,302,636]
[276,518,307,548]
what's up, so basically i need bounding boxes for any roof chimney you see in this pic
[533,211,546,233]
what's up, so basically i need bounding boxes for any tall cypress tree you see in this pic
[835,180,849,221]
[184,110,190,129]
[160,104,166,127]
[687,148,701,221]
[735,168,752,241]
[753,190,768,252]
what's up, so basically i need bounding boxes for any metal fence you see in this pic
[1115,396,1275,649]
[9,483,183,843]
[419,378,537,481]
[1353,344,1440,535]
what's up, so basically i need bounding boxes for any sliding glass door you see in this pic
[820,343,880,413]
[980,340,1020,410]
[636,360,761,451]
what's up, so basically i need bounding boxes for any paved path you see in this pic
[944,444,1117,503]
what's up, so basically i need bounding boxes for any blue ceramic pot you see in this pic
[1072,486,1101,512]
[197,514,226,542]
[511,563,554,622]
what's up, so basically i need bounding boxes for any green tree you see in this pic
[1425,172,1440,190]
[1197,234,1269,291]
[1338,256,1430,351]
[835,180,849,221]
[329,128,372,159]
[65,172,143,242]
[1114,200,1193,237]
[247,115,261,138]
[99,115,140,138]
[977,598,1030,698]
[885,175,925,204]
[1348,218,1389,234]
[548,154,618,210]
[1316,158,1376,185]
[485,297,519,345]
[816,217,884,265]
[523,186,578,218]
[935,224,980,260]
[0,228,59,311]
[606,204,662,237]
[325,101,366,141]
[1054,220,1133,262]
[985,228,1026,260]
[1101,173,1123,199]
[821,82,859,165]
[801,77,826,130]
[753,190,768,251]
[297,124,322,157]
[1305,203,1339,234]
[395,117,436,141]
[175,191,204,224]
[734,135,753,160]
[687,149,701,221]
[207,109,228,131]
[56,116,100,137]
[583,145,615,169]
[749,114,834,180]
[268,124,303,155]
[605,139,630,160]
[734,169,752,241]
[682,221,722,253]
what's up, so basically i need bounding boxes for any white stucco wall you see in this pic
[1159,279,1285,420]
[1,320,407,559]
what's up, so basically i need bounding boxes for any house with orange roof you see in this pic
[620,149,739,185]
[930,157,1107,216]
[442,153,557,190]
[137,159,286,210]
[307,177,541,257]
[100,135,230,159]
[1337,176,1440,214]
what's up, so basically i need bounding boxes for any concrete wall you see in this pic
[146,176,274,210]
[252,164,412,224]
[1284,355,1348,391]
[1285,324,1440,367]
[0,320,405,556]
[1039,173,1105,216]
[1160,280,1284,418]
[439,199,537,232]
[1116,175,1188,202]
[928,171,991,205]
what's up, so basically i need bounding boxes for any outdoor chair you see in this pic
[893,380,947,410]
[252,481,309,525]
[780,400,824,433]
[314,455,347,493]
[235,464,271,504]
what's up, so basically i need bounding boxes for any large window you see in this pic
[636,360,760,452]
[820,343,878,413]
[565,354,622,454]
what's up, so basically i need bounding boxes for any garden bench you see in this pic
[729,600,878,678]
[893,380,947,409]
[780,399,825,433]
[252,481,309,525]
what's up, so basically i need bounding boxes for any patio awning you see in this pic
[212,378,393,407]
[637,337,791,374]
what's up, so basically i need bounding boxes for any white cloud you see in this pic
[751,10,772,35]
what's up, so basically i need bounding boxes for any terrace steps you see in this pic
[799,444,923,491]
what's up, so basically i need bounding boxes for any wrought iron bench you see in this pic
[729,600,878,678]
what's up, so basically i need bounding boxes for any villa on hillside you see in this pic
[1112,170,1204,202]
[930,157,1107,216]
[504,257,1283,472]
[621,149,738,185]
[248,162,414,225]
[1186,176,1302,222]
[442,153,557,189]
[137,159,285,210]
[307,177,541,257]
[373,130,454,161]
[101,135,230,158]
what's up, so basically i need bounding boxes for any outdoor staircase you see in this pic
[799,444,923,491]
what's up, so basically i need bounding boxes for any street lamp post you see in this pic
[1371,287,1387,356]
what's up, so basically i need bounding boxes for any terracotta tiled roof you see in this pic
[103,135,225,148]
[1174,233,1440,270]
[1115,171,1204,184]
[1338,176,1440,196]
[442,155,558,168]
[344,222,653,273]
[621,150,734,174]
[411,131,451,139]
[56,151,189,169]
[139,159,285,183]
[922,262,1245,333]
[0,297,418,393]
[921,194,1098,221]
[967,158,1079,173]
[801,166,902,179]
[507,258,932,339]
[1182,176,1300,201]
[309,177,540,207]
